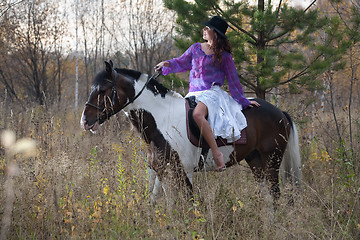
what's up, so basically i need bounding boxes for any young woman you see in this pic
[155,16,259,171]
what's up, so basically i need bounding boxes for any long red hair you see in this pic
[212,32,232,64]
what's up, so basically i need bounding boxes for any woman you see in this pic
[155,16,259,171]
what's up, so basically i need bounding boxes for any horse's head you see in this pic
[80,61,138,131]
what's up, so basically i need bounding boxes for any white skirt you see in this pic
[185,85,247,143]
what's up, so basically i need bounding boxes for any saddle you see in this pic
[185,96,247,148]
[185,96,246,171]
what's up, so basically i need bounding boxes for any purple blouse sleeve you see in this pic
[162,44,194,75]
[222,53,251,109]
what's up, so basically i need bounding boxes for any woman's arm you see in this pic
[222,53,251,109]
[156,43,196,75]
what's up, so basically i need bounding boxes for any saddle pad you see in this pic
[185,97,247,148]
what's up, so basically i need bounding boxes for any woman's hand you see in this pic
[248,100,260,108]
[155,61,170,72]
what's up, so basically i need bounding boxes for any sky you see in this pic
[61,0,318,52]
[249,0,315,8]
[290,0,315,8]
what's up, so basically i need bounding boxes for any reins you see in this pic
[119,70,161,111]
[85,70,161,121]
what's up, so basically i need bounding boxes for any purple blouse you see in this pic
[162,42,250,109]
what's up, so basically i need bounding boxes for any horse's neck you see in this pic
[128,78,186,146]
[131,77,184,120]
[128,109,161,143]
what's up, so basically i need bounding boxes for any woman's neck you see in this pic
[206,40,214,48]
[201,42,215,55]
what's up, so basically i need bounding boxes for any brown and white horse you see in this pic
[80,61,302,205]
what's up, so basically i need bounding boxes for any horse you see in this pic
[80,61,302,206]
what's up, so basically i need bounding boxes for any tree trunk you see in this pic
[256,0,266,100]
[255,87,266,100]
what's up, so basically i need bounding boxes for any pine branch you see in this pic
[213,5,257,45]
[267,29,292,42]
[279,53,323,85]
[268,0,318,43]
[266,0,283,38]
[228,24,257,46]
[239,74,257,90]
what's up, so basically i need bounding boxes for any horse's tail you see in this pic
[280,112,302,187]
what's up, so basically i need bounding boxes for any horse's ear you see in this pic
[104,61,113,75]
[109,60,114,67]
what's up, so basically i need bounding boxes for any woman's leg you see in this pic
[193,102,225,170]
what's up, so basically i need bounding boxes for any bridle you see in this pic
[85,70,120,112]
[85,70,161,121]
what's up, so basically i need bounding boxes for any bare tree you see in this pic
[75,0,177,103]
[78,0,109,95]
[0,0,68,106]
[0,0,25,17]
[111,0,176,75]
[311,0,360,167]
[0,1,22,104]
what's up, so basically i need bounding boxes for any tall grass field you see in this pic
[0,103,359,239]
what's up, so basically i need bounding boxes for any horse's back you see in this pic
[244,98,291,152]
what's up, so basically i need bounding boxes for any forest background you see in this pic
[0,0,359,239]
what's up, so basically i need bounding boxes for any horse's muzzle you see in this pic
[80,114,99,131]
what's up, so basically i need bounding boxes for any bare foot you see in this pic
[213,151,225,171]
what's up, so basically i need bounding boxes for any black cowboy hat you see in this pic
[202,16,228,39]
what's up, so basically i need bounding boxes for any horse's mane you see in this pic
[93,67,178,99]
[93,67,143,85]
[147,78,170,98]
[115,68,142,80]
[117,68,173,98]
[92,71,108,86]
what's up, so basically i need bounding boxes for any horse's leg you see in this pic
[146,168,167,207]
[183,172,194,201]
[230,144,267,195]
[245,150,278,220]
[245,150,269,200]
[147,167,156,195]
[151,159,194,207]
[149,173,180,207]
[261,151,282,209]
[146,141,163,205]
[245,150,265,182]
[246,150,280,223]
[148,137,194,205]
[146,143,156,194]
[171,164,194,203]
[150,176,162,205]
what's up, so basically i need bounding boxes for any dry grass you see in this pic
[0,103,359,239]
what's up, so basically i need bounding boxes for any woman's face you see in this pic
[203,26,215,42]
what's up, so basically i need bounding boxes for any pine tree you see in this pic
[163,0,358,99]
